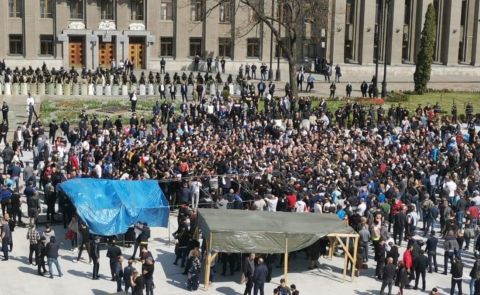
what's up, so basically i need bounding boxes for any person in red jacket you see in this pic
[403,245,414,288]
[286,192,297,212]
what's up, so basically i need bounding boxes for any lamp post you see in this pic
[268,0,274,81]
[381,0,391,98]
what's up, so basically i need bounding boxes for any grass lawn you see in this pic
[39,92,480,124]
[387,92,480,114]
[310,92,480,115]
[39,97,159,124]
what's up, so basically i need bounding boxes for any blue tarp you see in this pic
[59,179,170,236]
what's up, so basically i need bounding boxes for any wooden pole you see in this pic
[351,236,359,281]
[284,238,289,283]
[204,233,213,290]
[343,237,350,281]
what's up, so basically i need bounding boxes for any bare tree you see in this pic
[208,0,320,97]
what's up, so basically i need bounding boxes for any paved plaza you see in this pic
[1,194,474,295]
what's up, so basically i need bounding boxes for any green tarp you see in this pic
[197,209,356,254]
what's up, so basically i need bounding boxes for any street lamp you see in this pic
[381,0,392,98]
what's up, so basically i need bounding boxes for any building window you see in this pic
[402,0,412,62]
[8,0,22,18]
[247,38,260,58]
[9,35,23,55]
[70,0,84,19]
[131,0,144,20]
[302,40,316,58]
[275,38,289,58]
[218,38,232,58]
[161,0,173,20]
[219,0,231,23]
[40,35,54,56]
[40,0,54,18]
[100,0,115,20]
[189,38,202,57]
[160,37,174,57]
[191,0,203,21]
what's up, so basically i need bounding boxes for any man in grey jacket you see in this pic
[443,231,459,275]
[46,236,63,278]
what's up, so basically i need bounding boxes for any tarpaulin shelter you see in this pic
[58,179,169,236]
[197,209,359,289]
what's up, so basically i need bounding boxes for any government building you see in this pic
[0,0,479,72]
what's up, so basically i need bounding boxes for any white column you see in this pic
[444,0,462,65]
[330,0,347,64]
[389,0,405,65]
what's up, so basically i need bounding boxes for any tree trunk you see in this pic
[289,59,298,97]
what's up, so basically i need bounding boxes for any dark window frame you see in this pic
[40,0,54,18]
[9,34,23,55]
[8,0,22,18]
[99,0,115,20]
[218,37,232,58]
[131,0,145,21]
[219,0,231,23]
[190,0,203,22]
[160,0,174,20]
[247,38,260,58]
[40,35,54,56]
[189,37,202,57]
[160,37,174,57]
[70,0,84,20]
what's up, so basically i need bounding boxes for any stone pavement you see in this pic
[2,193,475,295]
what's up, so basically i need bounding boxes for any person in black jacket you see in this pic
[253,258,268,295]
[375,239,386,279]
[386,242,400,265]
[37,236,47,275]
[469,257,480,295]
[414,250,429,291]
[124,258,135,293]
[90,236,100,280]
[426,231,438,273]
[106,239,122,280]
[243,253,255,295]
[393,208,407,246]
[380,257,396,295]
[450,256,463,294]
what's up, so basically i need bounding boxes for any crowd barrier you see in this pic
[0,81,237,97]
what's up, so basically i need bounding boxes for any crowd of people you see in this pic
[0,57,480,294]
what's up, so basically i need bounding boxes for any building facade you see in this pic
[0,0,479,71]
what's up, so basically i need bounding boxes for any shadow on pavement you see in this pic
[91,289,112,295]
[9,255,29,264]
[215,286,242,295]
[354,290,377,295]
[18,265,39,275]
[68,269,92,279]
[157,249,189,290]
